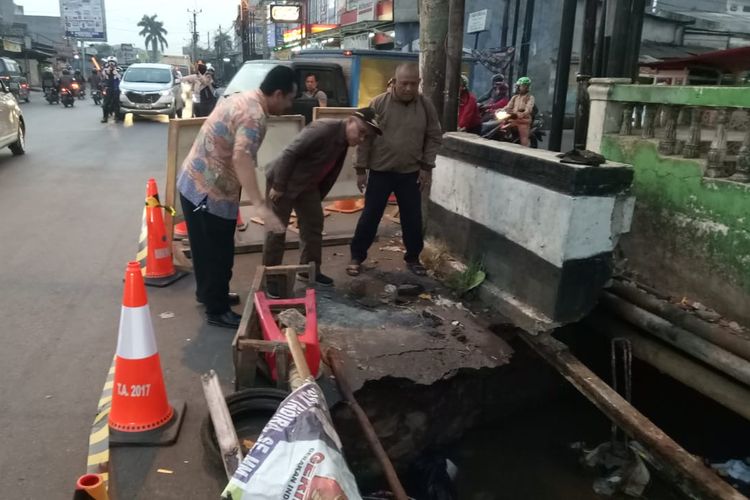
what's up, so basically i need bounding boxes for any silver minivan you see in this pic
[119,63,184,119]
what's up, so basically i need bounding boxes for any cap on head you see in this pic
[353,107,382,135]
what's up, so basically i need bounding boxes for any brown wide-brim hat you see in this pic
[353,107,383,135]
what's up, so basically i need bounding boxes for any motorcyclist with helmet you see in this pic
[501,76,535,147]
[101,56,122,123]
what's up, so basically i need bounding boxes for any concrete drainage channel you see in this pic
[202,319,748,499]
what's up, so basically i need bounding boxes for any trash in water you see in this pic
[433,296,465,310]
[382,284,398,303]
[575,441,651,497]
[712,459,750,483]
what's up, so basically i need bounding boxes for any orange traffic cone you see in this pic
[236,207,248,231]
[326,197,365,214]
[73,474,108,500]
[109,262,185,446]
[136,178,187,287]
[173,221,188,240]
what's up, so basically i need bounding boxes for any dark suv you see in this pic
[223,60,349,123]
[0,58,29,103]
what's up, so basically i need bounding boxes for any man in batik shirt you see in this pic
[177,65,297,329]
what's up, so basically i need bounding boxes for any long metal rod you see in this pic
[520,332,746,500]
[548,0,577,152]
[327,349,409,500]
[587,312,750,422]
[601,292,750,387]
[607,0,633,77]
[609,280,750,361]
[593,0,607,77]
[508,0,522,84]
[501,0,511,48]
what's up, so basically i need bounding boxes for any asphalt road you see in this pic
[0,95,229,498]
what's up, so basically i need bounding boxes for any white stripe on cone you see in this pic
[116,304,158,359]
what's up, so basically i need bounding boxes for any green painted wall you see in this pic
[602,135,750,320]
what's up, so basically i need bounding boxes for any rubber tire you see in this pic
[200,388,288,472]
[10,125,25,156]
[24,96,29,103]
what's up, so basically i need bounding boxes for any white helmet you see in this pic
[106,56,118,64]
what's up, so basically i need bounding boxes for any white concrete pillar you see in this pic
[586,77,631,153]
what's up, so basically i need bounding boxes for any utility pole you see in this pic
[443,0,465,132]
[239,0,250,61]
[593,0,608,77]
[419,0,450,125]
[518,0,536,77]
[188,8,202,64]
[508,0,521,84]
[548,0,576,152]
[573,0,598,149]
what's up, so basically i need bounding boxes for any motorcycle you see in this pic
[480,109,546,148]
[91,86,102,105]
[45,87,59,105]
[60,87,75,108]
[71,81,85,100]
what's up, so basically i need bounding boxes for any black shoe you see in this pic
[101,118,107,123]
[206,310,242,329]
[298,272,334,286]
[197,293,240,306]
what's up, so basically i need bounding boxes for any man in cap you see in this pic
[263,108,382,290]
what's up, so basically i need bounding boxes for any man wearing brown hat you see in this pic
[263,108,382,288]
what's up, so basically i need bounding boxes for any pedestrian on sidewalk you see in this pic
[347,63,442,278]
[183,60,217,118]
[177,65,296,329]
[263,108,382,290]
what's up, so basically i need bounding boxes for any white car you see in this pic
[118,63,184,119]
[0,79,25,155]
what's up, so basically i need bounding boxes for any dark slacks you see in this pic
[180,194,236,315]
[350,170,423,264]
[263,189,324,269]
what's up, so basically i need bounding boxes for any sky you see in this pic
[16,0,241,52]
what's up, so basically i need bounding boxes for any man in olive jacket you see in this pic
[263,108,381,286]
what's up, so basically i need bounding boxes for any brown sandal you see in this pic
[346,261,362,277]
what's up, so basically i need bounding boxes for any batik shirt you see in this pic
[177,90,267,220]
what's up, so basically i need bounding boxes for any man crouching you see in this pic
[262,108,382,291]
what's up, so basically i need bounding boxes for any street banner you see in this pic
[222,382,361,500]
[60,0,107,41]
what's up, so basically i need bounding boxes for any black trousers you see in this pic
[193,100,216,118]
[350,170,423,264]
[102,91,120,119]
[180,194,236,315]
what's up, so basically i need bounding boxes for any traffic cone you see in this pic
[73,474,108,500]
[173,221,188,240]
[326,197,365,214]
[109,262,185,446]
[136,178,187,287]
[236,208,248,231]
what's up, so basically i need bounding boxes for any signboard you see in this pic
[60,0,107,41]
[357,0,375,21]
[467,9,488,34]
[342,33,370,50]
[270,4,302,23]
[2,39,21,53]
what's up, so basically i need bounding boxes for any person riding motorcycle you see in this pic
[478,74,510,115]
[458,74,482,135]
[101,56,122,123]
[56,69,75,92]
[500,76,535,147]
[88,68,101,91]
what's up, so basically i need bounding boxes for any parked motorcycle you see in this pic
[45,87,59,105]
[480,109,545,148]
[60,87,75,108]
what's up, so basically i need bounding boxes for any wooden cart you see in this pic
[231,263,316,391]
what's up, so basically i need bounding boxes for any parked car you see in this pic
[0,57,29,103]
[0,79,26,155]
[223,60,349,123]
[118,63,184,119]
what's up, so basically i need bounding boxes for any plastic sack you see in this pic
[222,382,361,500]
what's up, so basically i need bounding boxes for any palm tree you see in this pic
[137,14,168,63]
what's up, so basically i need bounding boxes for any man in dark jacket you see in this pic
[263,108,381,286]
